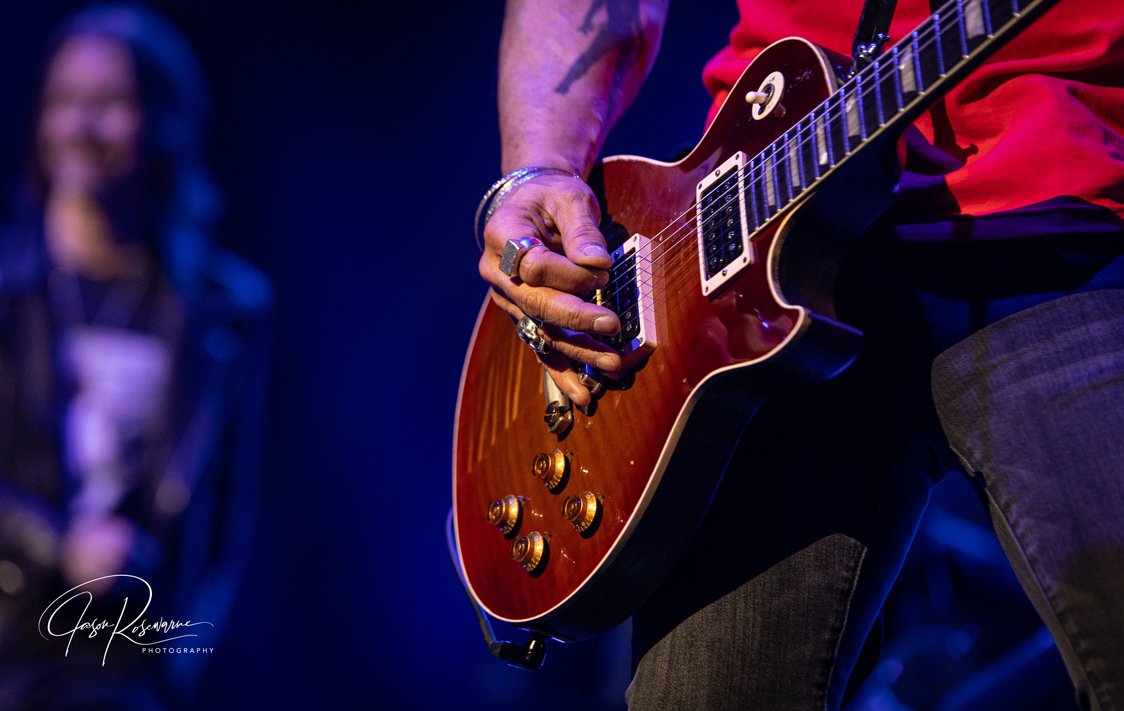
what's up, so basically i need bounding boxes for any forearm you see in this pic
[498,0,668,175]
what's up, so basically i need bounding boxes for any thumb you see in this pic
[553,188,612,269]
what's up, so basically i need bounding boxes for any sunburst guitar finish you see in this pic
[454,0,1057,641]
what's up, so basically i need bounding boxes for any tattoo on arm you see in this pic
[555,0,645,117]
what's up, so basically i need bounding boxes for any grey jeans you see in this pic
[627,289,1124,710]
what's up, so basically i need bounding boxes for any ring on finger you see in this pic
[499,236,544,278]
[516,314,549,355]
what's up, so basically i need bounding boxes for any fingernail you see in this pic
[581,243,610,260]
[595,354,619,370]
[592,315,619,335]
[593,271,609,288]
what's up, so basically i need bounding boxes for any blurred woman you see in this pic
[0,5,269,709]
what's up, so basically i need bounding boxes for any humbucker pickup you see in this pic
[696,151,754,297]
[592,233,657,371]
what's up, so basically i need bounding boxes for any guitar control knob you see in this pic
[562,491,600,533]
[486,495,522,535]
[511,531,547,574]
[532,449,568,491]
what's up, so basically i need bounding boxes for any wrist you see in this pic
[500,127,601,179]
[474,166,584,251]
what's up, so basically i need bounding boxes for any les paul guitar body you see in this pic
[454,0,1054,642]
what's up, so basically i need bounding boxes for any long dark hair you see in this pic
[13,3,218,297]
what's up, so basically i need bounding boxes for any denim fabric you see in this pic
[932,290,1124,711]
[626,237,1124,709]
[627,535,866,710]
[627,349,958,709]
[627,433,956,710]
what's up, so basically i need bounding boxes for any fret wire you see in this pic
[873,61,885,125]
[770,144,782,206]
[611,0,1042,297]
[898,38,916,95]
[782,141,791,201]
[819,108,833,168]
[787,142,796,202]
[756,158,769,223]
[789,129,803,193]
[956,0,970,56]
[744,158,755,219]
[764,151,776,209]
[784,140,795,203]
[777,142,792,204]
[808,111,821,179]
[981,0,994,35]
[863,74,872,138]
[729,0,1035,240]
[747,159,760,228]
[933,13,946,75]
[759,8,937,198]
[755,13,910,195]
[765,156,774,217]
[891,45,905,110]
[856,74,867,139]
[830,92,842,158]
[805,118,819,181]
[912,31,924,93]
[769,144,782,207]
[775,145,786,207]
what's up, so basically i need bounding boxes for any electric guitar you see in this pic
[453,0,1058,645]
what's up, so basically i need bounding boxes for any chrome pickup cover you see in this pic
[594,233,657,370]
[696,151,754,297]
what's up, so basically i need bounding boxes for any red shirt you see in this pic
[702,0,1124,231]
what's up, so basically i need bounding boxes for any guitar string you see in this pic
[626,0,1001,293]
[525,0,1018,339]
[594,1,976,305]
[607,0,1007,298]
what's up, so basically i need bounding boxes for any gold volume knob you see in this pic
[511,531,547,574]
[532,449,568,490]
[486,495,521,535]
[562,491,600,533]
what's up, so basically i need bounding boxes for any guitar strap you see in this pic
[852,0,899,72]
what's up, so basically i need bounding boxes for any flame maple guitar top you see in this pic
[454,38,869,640]
[454,0,1059,641]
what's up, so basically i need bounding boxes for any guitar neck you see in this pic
[742,0,1058,232]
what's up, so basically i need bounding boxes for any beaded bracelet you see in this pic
[473,166,583,252]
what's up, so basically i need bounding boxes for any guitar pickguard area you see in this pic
[592,233,657,371]
[696,151,755,298]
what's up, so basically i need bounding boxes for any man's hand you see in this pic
[478,173,623,406]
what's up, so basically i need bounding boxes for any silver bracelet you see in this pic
[474,166,583,251]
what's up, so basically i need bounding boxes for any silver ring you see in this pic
[516,315,548,355]
[499,236,544,278]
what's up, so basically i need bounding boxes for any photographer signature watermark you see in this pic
[38,574,214,666]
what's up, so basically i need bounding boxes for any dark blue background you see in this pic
[0,2,732,708]
[0,2,1072,709]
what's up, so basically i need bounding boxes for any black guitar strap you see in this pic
[852,0,899,72]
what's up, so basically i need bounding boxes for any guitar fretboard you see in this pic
[738,0,1056,232]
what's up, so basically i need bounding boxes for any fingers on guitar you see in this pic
[485,287,624,370]
[525,290,620,336]
[517,247,608,292]
[541,325,622,372]
[539,354,588,406]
